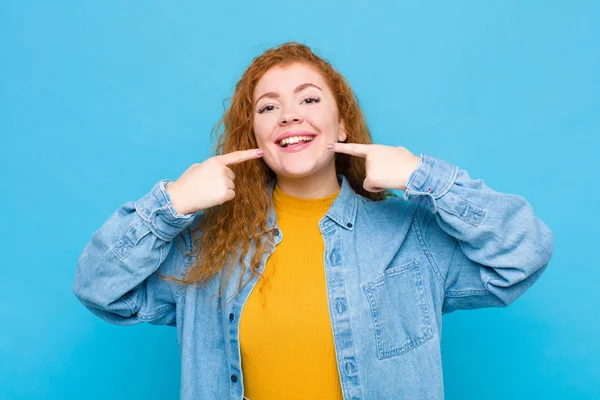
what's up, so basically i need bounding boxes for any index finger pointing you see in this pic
[217,149,264,166]
[327,142,369,158]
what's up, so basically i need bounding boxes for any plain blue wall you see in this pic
[1,1,598,399]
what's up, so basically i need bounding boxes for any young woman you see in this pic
[73,42,554,400]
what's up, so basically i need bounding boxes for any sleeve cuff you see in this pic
[403,153,459,214]
[134,179,199,241]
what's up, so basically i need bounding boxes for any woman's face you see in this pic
[252,62,347,179]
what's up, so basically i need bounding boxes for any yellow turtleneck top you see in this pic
[239,183,344,400]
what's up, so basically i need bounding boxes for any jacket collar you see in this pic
[263,173,358,233]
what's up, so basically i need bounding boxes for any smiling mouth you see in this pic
[278,136,315,148]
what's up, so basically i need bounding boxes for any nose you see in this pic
[278,109,303,125]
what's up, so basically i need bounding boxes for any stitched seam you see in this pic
[412,206,445,290]
[121,293,137,315]
[134,199,150,224]
[406,153,424,188]
[435,194,486,227]
[328,231,363,399]
[434,165,459,198]
[148,208,175,242]
[445,290,491,297]
[155,242,181,305]
[110,218,146,259]
[163,240,182,304]
[137,304,176,320]
[171,238,182,304]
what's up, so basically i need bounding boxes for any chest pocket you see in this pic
[362,259,434,360]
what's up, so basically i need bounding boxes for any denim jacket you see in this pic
[73,153,554,400]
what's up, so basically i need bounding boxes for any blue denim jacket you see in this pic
[73,153,554,399]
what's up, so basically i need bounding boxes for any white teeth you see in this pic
[278,135,314,147]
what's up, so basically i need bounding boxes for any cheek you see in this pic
[255,135,267,148]
[252,126,268,147]
[306,115,337,140]
[309,108,336,127]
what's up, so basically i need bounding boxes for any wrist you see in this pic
[165,183,189,215]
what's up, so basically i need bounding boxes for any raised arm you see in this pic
[404,154,554,313]
[72,179,200,326]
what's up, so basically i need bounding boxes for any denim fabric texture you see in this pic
[73,153,554,399]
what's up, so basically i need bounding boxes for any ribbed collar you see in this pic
[273,183,340,218]
[262,173,358,234]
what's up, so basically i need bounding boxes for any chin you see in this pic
[291,158,326,173]
[277,168,317,179]
[273,157,335,179]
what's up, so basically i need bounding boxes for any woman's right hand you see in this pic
[165,149,264,215]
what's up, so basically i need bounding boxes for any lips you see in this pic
[277,136,316,153]
[273,130,318,145]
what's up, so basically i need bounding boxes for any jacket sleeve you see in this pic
[403,153,554,314]
[73,179,201,326]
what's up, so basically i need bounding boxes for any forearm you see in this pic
[404,154,554,292]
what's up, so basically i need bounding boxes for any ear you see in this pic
[338,118,347,142]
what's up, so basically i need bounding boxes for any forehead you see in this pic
[253,63,327,99]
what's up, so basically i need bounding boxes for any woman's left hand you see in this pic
[327,143,421,192]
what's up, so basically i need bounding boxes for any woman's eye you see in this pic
[257,96,321,114]
[303,96,321,104]
[257,105,275,114]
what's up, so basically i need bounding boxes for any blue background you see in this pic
[1,1,598,399]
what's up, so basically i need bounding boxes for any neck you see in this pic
[275,165,340,199]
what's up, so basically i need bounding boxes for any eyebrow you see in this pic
[254,83,322,107]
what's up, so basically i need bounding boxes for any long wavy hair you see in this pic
[162,41,397,303]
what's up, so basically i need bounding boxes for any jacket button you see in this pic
[336,299,345,314]
[346,223,353,228]
[229,312,234,322]
[231,374,238,383]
